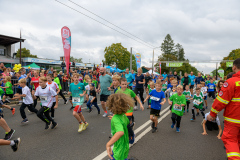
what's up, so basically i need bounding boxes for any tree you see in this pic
[175,43,185,61]
[219,48,240,76]
[70,56,82,63]
[103,43,137,70]
[16,48,37,58]
[161,34,176,58]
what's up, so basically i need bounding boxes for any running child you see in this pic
[46,74,60,119]
[53,71,67,104]
[2,76,14,104]
[106,93,134,160]
[207,79,216,99]
[33,77,58,130]
[191,88,205,121]
[87,83,100,114]
[144,80,166,133]
[202,112,222,139]
[183,85,191,113]
[168,85,186,132]
[68,73,88,133]
[0,81,15,115]
[116,78,144,142]
[201,82,208,109]
[12,78,38,123]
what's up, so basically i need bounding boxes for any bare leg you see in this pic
[0,139,11,145]
[79,113,85,122]
[0,118,11,132]
[101,101,106,111]
[73,111,82,122]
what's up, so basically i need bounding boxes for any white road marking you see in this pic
[93,107,171,160]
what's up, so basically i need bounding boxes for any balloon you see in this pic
[19,64,21,67]
[13,67,17,70]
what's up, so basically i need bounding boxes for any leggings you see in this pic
[171,113,182,128]
[37,106,55,124]
[184,101,190,111]
[59,90,67,102]
[134,88,144,106]
[50,102,56,117]
[86,100,100,112]
[192,107,205,119]
[33,97,40,109]
[20,103,38,119]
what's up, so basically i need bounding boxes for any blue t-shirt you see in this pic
[69,82,85,106]
[207,83,216,92]
[149,89,165,110]
[188,75,196,85]
[167,83,173,89]
[132,73,136,80]
[135,74,144,88]
[125,73,133,86]
[162,74,167,80]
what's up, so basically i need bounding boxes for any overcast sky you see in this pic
[1,0,240,73]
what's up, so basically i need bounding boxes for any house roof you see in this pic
[0,34,25,46]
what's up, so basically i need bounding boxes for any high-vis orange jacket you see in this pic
[210,71,240,125]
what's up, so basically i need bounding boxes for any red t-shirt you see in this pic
[31,77,40,90]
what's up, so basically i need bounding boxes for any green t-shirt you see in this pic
[92,80,98,87]
[83,80,88,87]
[54,77,62,90]
[69,82,85,106]
[116,88,136,113]
[193,94,203,109]
[111,114,129,160]
[183,90,191,102]
[169,93,186,116]
[148,87,155,103]
[205,80,210,85]
[162,84,167,92]
[5,81,13,94]
[0,88,4,96]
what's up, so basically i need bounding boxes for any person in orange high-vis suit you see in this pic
[207,58,240,160]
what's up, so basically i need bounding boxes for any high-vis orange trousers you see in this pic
[222,121,240,160]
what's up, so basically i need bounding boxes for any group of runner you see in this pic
[0,59,239,160]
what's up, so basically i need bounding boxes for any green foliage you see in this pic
[161,34,176,56]
[103,43,137,70]
[175,43,185,61]
[70,56,83,63]
[16,48,37,58]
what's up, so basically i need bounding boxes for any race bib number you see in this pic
[89,96,93,100]
[210,86,214,89]
[72,97,80,103]
[193,100,200,105]
[173,104,182,111]
[40,96,48,102]
[150,96,160,101]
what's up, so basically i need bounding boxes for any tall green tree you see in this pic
[175,43,185,61]
[103,43,137,70]
[16,48,37,58]
[70,56,83,63]
[161,34,176,58]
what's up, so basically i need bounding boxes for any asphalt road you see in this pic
[0,92,227,160]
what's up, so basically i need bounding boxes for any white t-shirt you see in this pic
[201,87,208,96]
[205,112,220,126]
[22,86,33,105]
[35,86,57,108]
[46,82,59,102]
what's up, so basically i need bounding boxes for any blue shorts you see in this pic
[204,96,207,100]
[111,152,128,160]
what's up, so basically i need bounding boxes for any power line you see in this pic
[68,0,157,49]
[55,0,156,49]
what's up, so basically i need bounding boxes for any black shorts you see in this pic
[4,94,13,98]
[206,120,219,131]
[190,85,194,89]
[69,96,72,100]
[150,108,160,117]
[17,88,22,94]
[100,94,109,102]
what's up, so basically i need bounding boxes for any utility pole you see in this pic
[130,47,132,71]
[20,30,22,64]
[152,49,154,74]
[216,62,218,80]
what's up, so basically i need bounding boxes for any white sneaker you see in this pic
[78,123,84,132]
[102,112,108,117]
[134,106,138,111]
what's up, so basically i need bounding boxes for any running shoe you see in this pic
[11,138,21,152]
[11,108,15,115]
[78,123,84,132]
[21,118,28,124]
[82,122,89,131]
[51,122,58,129]
[151,122,155,129]
[64,100,68,105]
[102,112,108,117]
[129,134,135,144]
[191,118,196,121]
[4,129,15,140]
[171,123,175,129]
[176,127,180,133]
[134,106,138,111]
[152,127,157,133]
[45,122,52,130]
[70,106,74,110]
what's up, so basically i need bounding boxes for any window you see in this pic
[0,49,4,56]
